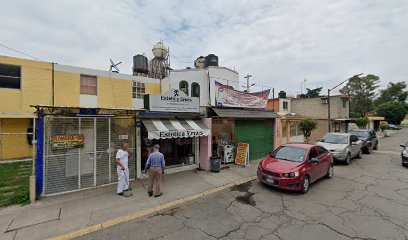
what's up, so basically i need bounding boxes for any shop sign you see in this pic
[215,81,270,109]
[235,142,249,166]
[144,89,200,113]
[52,134,84,150]
[156,130,205,139]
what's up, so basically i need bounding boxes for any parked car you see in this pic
[257,143,333,194]
[349,129,379,154]
[401,142,408,167]
[316,133,363,165]
[387,124,402,130]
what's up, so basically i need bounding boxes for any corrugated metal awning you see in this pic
[142,119,210,139]
[212,108,279,119]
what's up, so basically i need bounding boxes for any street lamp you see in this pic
[327,73,363,132]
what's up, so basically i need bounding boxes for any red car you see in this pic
[257,143,333,194]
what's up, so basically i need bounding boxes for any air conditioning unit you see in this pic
[321,98,328,104]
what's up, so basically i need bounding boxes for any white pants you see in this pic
[117,168,130,193]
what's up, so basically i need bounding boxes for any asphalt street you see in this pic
[76,128,408,240]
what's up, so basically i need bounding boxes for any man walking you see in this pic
[144,144,165,197]
[116,143,131,196]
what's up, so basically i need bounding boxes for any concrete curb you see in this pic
[48,175,258,240]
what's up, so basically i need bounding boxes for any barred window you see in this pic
[191,82,200,97]
[179,81,189,96]
[80,75,97,95]
[133,81,145,99]
[290,121,298,137]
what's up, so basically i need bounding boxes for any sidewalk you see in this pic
[0,161,260,240]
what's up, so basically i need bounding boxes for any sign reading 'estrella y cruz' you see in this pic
[144,89,200,113]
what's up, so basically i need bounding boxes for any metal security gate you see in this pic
[43,116,136,195]
[235,120,274,160]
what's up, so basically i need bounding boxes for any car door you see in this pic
[316,146,330,178]
[307,147,320,182]
[350,135,359,157]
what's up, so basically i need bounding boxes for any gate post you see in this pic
[36,111,44,198]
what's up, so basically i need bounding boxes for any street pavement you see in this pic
[76,128,408,240]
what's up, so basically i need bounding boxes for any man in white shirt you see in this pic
[115,143,131,196]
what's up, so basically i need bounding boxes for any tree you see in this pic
[342,74,379,116]
[375,101,406,124]
[305,87,322,98]
[355,117,369,128]
[375,81,408,107]
[298,119,318,143]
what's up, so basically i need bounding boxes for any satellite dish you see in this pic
[109,58,122,73]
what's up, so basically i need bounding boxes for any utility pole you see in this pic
[327,73,363,132]
[243,74,254,92]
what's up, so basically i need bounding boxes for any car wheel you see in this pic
[357,149,363,159]
[301,176,310,194]
[373,143,378,150]
[325,164,334,179]
[365,145,371,154]
[344,154,351,165]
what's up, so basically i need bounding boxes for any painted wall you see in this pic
[0,118,32,160]
[199,118,212,170]
[291,96,350,119]
[54,64,160,109]
[168,67,239,107]
[0,56,53,114]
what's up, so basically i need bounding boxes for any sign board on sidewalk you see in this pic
[52,134,84,150]
[235,142,249,166]
[144,88,200,113]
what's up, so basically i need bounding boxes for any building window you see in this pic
[80,75,97,95]
[133,81,145,99]
[191,82,200,97]
[282,101,288,110]
[0,63,21,89]
[342,99,347,108]
[179,81,189,96]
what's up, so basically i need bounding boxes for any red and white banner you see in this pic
[215,81,270,109]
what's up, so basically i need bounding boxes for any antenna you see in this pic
[109,58,122,73]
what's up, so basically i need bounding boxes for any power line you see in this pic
[169,53,194,64]
[0,43,42,61]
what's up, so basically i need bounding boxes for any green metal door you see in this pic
[235,120,274,160]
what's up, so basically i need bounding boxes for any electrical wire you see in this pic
[0,43,42,61]
[169,53,194,64]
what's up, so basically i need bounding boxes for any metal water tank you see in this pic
[278,91,287,98]
[194,56,205,69]
[133,54,148,74]
[152,42,168,60]
[205,54,218,67]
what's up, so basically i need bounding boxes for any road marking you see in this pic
[375,150,401,155]
[48,175,258,240]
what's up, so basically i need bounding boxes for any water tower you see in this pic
[149,41,170,79]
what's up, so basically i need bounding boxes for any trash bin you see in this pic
[210,156,221,172]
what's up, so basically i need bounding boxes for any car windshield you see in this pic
[271,146,307,162]
[320,134,348,144]
[350,131,369,138]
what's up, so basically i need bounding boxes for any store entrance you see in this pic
[141,124,196,169]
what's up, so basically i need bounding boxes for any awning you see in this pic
[212,108,279,119]
[142,119,210,140]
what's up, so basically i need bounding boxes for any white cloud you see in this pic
[1,0,407,94]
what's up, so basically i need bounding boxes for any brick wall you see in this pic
[291,96,349,119]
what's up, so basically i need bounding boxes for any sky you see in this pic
[1,0,407,95]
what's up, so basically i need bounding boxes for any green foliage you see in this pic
[375,81,408,107]
[298,119,318,143]
[342,74,380,116]
[355,117,369,128]
[0,161,31,207]
[375,101,407,125]
[379,125,386,132]
[349,112,361,118]
[305,87,323,98]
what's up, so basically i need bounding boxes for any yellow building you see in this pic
[0,55,161,161]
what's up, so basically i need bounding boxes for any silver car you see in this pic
[316,133,363,165]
